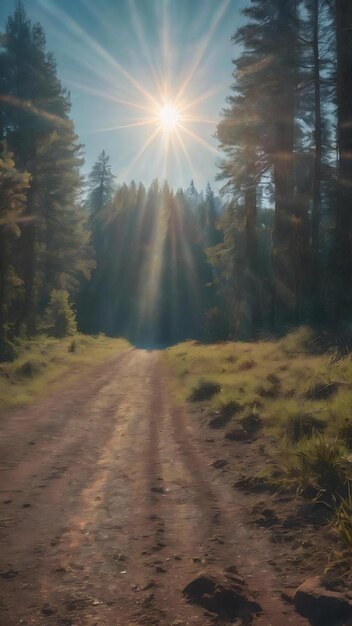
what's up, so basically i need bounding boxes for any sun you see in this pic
[159,103,179,131]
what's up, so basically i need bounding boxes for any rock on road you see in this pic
[0,349,309,626]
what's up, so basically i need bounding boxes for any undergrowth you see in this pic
[164,326,352,563]
[0,333,130,411]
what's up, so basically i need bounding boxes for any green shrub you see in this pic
[44,289,77,338]
[68,338,77,353]
[0,337,20,362]
[283,412,327,443]
[304,378,338,400]
[280,326,318,355]
[339,420,352,451]
[16,359,45,378]
[240,411,263,433]
[189,380,221,402]
[333,484,352,553]
[294,437,347,494]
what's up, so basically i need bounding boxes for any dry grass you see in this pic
[0,333,130,411]
[164,327,352,556]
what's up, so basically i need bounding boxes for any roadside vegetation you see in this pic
[0,333,130,412]
[165,327,352,577]
[0,289,130,411]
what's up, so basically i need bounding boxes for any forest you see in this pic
[1,0,352,350]
[2,2,352,625]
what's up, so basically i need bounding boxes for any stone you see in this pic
[294,576,352,624]
[183,572,261,621]
[225,428,252,442]
[212,459,228,469]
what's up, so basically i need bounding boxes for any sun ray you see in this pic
[176,0,231,102]
[174,131,199,182]
[161,133,171,181]
[35,0,231,192]
[178,124,219,156]
[85,119,157,135]
[38,0,161,110]
[178,80,230,114]
[129,0,164,95]
[66,79,156,116]
[170,135,185,183]
[118,127,161,181]
[160,0,173,100]
[0,94,71,128]
[180,115,219,126]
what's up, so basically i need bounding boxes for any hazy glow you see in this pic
[25,0,236,340]
[32,0,238,195]
[159,104,179,131]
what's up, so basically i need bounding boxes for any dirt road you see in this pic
[0,349,309,626]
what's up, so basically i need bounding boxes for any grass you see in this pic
[164,326,352,560]
[333,483,352,553]
[189,380,221,401]
[0,333,130,411]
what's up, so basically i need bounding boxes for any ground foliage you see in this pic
[165,327,352,566]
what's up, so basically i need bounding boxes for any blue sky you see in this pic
[0,0,244,191]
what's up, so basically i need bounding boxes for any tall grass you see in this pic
[165,329,352,559]
[0,334,130,411]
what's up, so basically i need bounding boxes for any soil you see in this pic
[0,349,319,625]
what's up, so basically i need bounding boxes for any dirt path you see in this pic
[0,349,309,626]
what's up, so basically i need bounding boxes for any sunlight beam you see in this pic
[85,119,157,135]
[176,0,230,102]
[38,0,161,110]
[118,126,161,181]
[178,124,219,156]
[66,79,156,116]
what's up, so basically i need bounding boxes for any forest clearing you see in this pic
[2,0,352,624]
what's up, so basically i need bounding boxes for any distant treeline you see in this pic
[79,159,221,344]
[1,1,352,347]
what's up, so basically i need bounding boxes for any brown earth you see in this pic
[0,349,312,626]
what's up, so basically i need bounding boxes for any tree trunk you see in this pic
[22,182,36,336]
[335,0,352,322]
[272,1,297,330]
[0,229,5,334]
[245,140,262,336]
[272,102,296,329]
[311,0,322,319]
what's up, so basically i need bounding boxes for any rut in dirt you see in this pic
[0,349,309,626]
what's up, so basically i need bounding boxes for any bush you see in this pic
[294,437,347,494]
[283,412,327,443]
[209,401,242,428]
[44,290,77,338]
[0,337,20,362]
[189,380,221,402]
[280,326,318,355]
[16,359,45,378]
[304,378,339,400]
[240,411,263,433]
[68,339,77,353]
[339,420,352,451]
[333,484,352,553]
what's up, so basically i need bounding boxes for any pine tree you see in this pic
[334,0,352,321]
[215,0,302,335]
[0,2,93,334]
[87,150,115,215]
[241,0,300,328]
[44,289,77,338]
[0,141,30,334]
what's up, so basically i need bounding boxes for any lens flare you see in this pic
[159,104,179,131]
